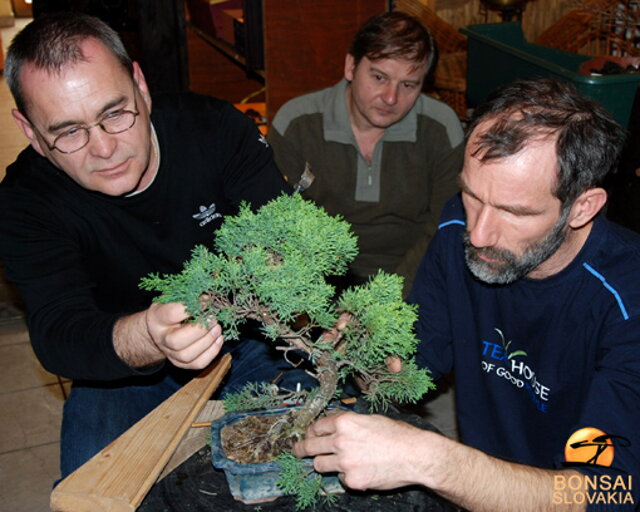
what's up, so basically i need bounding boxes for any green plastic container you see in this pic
[460,23,640,128]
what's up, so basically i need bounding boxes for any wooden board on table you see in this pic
[157,399,226,480]
[50,354,231,512]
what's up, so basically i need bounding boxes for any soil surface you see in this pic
[221,410,299,463]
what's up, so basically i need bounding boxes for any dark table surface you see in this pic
[138,405,462,512]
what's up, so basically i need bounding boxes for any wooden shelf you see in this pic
[187,0,388,121]
[187,22,265,80]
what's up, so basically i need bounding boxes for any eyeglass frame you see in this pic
[27,86,140,155]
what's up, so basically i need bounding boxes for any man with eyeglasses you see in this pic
[0,13,298,480]
[28,98,140,155]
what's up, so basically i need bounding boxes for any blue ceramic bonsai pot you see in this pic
[211,406,344,504]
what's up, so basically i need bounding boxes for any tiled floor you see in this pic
[0,16,457,512]
[0,322,68,512]
[0,17,70,512]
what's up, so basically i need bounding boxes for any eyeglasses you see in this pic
[36,92,140,154]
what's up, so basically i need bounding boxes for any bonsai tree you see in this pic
[140,193,434,502]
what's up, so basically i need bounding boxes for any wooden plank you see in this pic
[157,399,226,481]
[50,354,232,512]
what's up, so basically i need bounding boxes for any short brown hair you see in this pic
[467,78,625,207]
[5,12,133,115]
[348,11,435,73]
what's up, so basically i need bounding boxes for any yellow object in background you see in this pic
[11,0,32,18]
[0,0,14,28]
[234,102,267,135]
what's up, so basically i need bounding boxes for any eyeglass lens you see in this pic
[53,110,138,153]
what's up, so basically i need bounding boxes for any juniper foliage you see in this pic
[223,382,314,413]
[276,452,336,510]
[141,194,358,339]
[140,193,435,508]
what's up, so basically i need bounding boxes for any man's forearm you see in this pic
[415,431,586,512]
[297,413,586,511]
[113,310,165,368]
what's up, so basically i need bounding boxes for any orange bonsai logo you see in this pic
[565,427,616,466]
[557,429,634,506]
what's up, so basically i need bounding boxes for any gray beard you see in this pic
[463,208,570,285]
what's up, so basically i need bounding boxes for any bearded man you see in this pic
[293,78,640,512]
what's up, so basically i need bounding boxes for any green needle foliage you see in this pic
[336,271,435,409]
[141,193,358,338]
[140,193,434,508]
[223,382,312,413]
[276,452,336,510]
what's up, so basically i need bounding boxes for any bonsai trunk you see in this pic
[290,348,339,434]
[222,348,340,464]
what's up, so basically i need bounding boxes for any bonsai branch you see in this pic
[139,194,435,508]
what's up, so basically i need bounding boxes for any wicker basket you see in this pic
[535,0,640,56]
[432,51,468,119]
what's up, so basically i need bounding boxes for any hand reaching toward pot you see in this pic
[293,410,433,491]
[294,410,581,512]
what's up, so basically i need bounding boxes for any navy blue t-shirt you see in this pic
[409,195,640,508]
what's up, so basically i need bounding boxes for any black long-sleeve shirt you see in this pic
[0,92,288,381]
